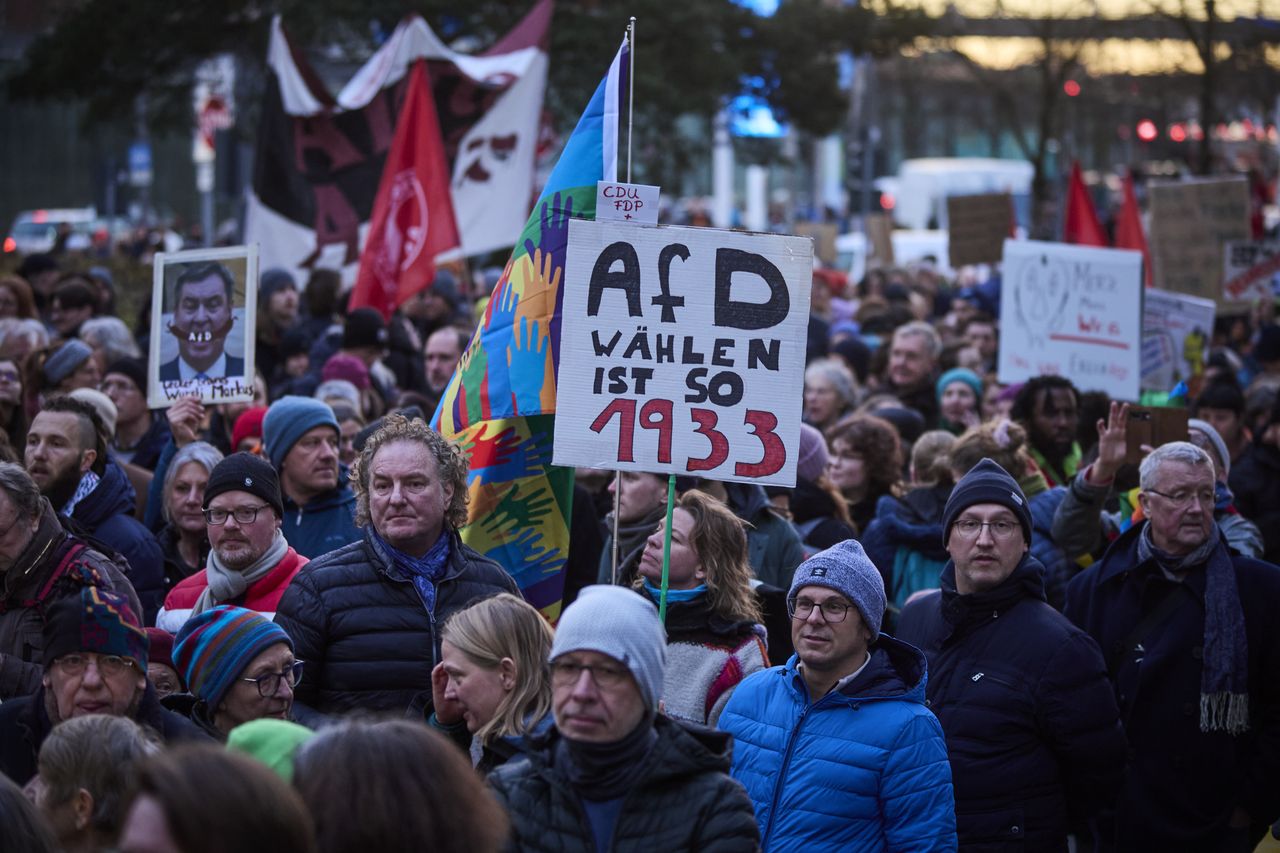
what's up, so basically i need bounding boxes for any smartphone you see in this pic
[1125,406,1189,465]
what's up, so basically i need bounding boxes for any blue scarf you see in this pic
[642,580,706,604]
[373,529,452,615]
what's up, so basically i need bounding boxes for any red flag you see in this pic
[1063,161,1107,247]
[1114,170,1152,286]
[351,61,460,319]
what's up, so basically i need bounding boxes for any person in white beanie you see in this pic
[487,585,758,852]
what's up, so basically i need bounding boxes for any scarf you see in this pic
[63,470,101,516]
[605,504,667,585]
[1017,470,1049,500]
[642,580,706,604]
[556,718,658,802]
[1137,521,1250,735]
[1029,442,1081,488]
[373,529,452,616]
[194,530,289,616]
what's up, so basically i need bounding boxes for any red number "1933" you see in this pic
[589,399,786,478]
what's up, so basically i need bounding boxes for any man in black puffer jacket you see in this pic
[274,415,517,725]
[898,459,1125,851]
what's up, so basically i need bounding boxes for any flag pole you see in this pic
[659,474,676,623]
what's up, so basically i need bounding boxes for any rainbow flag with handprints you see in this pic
[433,39,628,621]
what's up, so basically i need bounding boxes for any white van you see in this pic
[835,229,952,284]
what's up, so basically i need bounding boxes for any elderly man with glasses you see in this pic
[156,453,306,633]
[0,587,208,784]
[720,539,957,851]
[897,458,1125,851]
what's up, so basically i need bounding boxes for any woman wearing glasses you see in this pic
[168,605,303,739]
[632,490,768,726]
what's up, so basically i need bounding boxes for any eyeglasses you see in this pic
[54,653,138,678]
[788,597,853,623]
[550,660,630,689]
[952,519,1020,540]
[203,504,271,525]
[1144,488,1215,510]
[240,661,304,697]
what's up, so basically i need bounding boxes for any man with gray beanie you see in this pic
[488,585,759,852]
[897,457,1124,850]
[720,539,957,851]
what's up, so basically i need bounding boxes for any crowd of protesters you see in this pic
[1,243,1280,853]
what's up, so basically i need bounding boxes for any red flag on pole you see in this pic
[1114,170,1152,286]
[351,61,460,319]
[1063,161,1108,247]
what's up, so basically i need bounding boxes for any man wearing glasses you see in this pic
[0,587,207,784]
[1066,441,1280,850]
[897,458,1125,850]
[156,453,306,634]
[719,538,957,851]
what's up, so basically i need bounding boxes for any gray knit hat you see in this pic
[550,585,667,711]
[789,539,887,640]
[1188,418,1230,476]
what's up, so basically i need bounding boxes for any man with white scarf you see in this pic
[156,452,306,633]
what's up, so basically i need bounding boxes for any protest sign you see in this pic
[998,239,1143,400]
[555,220,812,486]
[1222,240,1280,303]
[1148,177,1250,308]
[866,213,895,268]
[148,245,258,409]
[794,222,838,265]
[596,181,660,225]
[1141,288,1214,392]
[947,192,1011,267]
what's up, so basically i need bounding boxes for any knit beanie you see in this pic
[941,457,1033,546]
[796,423,829,484]
[44,339,93,386]
[936,367,984,404]
[105,357,148,394]
[322,353,371,390]
[789,539,887,641]
[263,396,339,470]
[226,719,316,782]
[43,587,149,668]
[258,268,296,308]
[550,585,667,711]
[1188,418,1231,476]
[231,407,269,452]
[203,452,284,519]
[343,308,389,350]
[173,606,293,711]
[145,627,177,671]
[68,388,117,437]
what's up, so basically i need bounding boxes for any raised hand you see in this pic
[166,396,206,447]
[1092,401,1130,483]
[430,662,465,727]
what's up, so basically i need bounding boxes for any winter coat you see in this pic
[68,460,165,623]
[861,483,953,615]
[897,555,1125,850]
[1228,442,1280,563]
[787,478,857,555]
[1024,484,1073,610]
[1064,523,1280,849]
[0,682,209,784]
[156,523,209,595]
[487,715,760,853]
[280,479,361,560]
[0,499,142,700]
[156,547,307,633]
[115,413,172,471]
[274,527,518,724]
[428,710,554,777]
[720,637,957,852]
[726,483,805,590]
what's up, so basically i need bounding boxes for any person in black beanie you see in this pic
[103,357,170,470]
[899,457,1127,850]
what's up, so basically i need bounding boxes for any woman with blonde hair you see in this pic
[633,490,768,726]
[429,592,554,773]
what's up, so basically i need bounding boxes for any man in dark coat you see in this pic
[1065,441,1280,850]
[899,458,1125,850]
[275,415,518,724]
[0,587,207,784]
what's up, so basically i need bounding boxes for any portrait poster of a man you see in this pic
[148,245,258,408]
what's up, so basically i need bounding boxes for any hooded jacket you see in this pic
[861,483,954,614]
[279,477,361,560]
[68,459,165,622]
[897,555,1125,850]
[487,715,760,853]
[720,636,957,852]
[725,482,805,590]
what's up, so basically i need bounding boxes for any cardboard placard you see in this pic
[148,245,258,409]
[866,213,895,268]
[998,239,1143,401]
[554,220,812,486]
[1148,177,1250,308]
[794,222,838,265]
[1222,240,1280,302]
[1141,288,1214,391]
[947,192,1012,267]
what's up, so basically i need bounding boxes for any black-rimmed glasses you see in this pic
[787,598,853,623]
[240,661,304,697]
[204,504,272,526]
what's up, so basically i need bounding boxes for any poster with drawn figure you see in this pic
[1141,288,1215,391]
[148,245,258,409]
[998,239,1143,400]
[1223,241,1280,303]
[555,220,812,487]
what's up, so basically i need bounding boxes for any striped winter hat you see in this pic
[173,606,293,710]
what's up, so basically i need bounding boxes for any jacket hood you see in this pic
[725,481,772,522]
[785,633,929,706]
[282,464,355,512]
[70,459,135,528]
[872,487,952,557]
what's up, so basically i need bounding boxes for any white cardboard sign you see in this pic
[998,239,1143,401]
[1222,240,1280,302]
[555,220,812,486]
[595,181,660,224]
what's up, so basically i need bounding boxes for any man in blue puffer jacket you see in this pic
[720,538,957,852]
